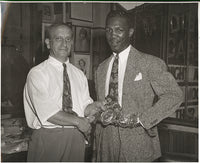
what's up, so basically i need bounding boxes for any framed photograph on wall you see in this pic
[70,3,93,22]
[42,23,52,52]
[41,4,54,22]
[75,26,91,53]
[74,54,90,79]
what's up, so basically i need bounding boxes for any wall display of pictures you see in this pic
[74,26,91,53]
[70,3,93,22]
[74,54,90,79]
[166,4,198,124]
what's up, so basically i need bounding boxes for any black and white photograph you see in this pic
[70,3,93,22]
[1,2,199,162]
[40,3,54,22]
[74,54,91,79]
[75,26,91,53]
[42,22,52,52]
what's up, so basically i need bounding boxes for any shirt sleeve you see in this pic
[25,70,61,126]
[81,76,93,113]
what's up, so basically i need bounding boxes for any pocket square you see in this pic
[134,72,142,81]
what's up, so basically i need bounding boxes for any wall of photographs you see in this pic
[167,4,198,124]
[132,3,198,126]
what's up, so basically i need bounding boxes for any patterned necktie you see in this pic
[108,54,119,102]
[62,63,74,114]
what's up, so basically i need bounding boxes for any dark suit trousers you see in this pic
[27,128,85,162]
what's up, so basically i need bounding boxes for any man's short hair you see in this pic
[46,23,73,39]
[106,10,133,28]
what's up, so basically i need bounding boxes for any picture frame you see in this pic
[41,4,54,22]
[74,26,91,53]
[74,54,90,79]
[70,3,93,22]
[42,23,52,52]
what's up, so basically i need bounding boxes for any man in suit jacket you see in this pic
[94,10,183,162]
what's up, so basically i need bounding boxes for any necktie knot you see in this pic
[63,63,66,69]
[115,53,119,59]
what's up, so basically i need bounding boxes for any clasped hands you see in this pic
[79,99,140,142]
[84,98,140,128]
[76,101,106,142]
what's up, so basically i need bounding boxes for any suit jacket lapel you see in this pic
[123,46,141,93]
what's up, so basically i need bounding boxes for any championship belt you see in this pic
[100,96,121,125]
[100,96,140,128]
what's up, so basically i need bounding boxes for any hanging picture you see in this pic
[75,26,91,53]
[167,12,186,65]
[42,23,52,52]
[70,3,93,22]
[74,54,90,79]
[41,4,54,22]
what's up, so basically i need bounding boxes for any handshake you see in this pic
[85,97,140,128]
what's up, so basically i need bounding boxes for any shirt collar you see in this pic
[48,56,69,67]
[113,45,131,61]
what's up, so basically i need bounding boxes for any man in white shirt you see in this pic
[24,24,103,162]
[95,10,183,161]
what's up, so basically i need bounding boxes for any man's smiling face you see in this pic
[106,16,133,53]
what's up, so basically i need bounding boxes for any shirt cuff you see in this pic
[137,117,144,127]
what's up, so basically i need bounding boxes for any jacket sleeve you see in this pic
[139,58,183,129]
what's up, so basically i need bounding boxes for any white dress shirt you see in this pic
[105,45,131,106]
[24,56,93,129]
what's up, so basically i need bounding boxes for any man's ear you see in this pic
[129,28,134,38]
[45,38,50,49]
